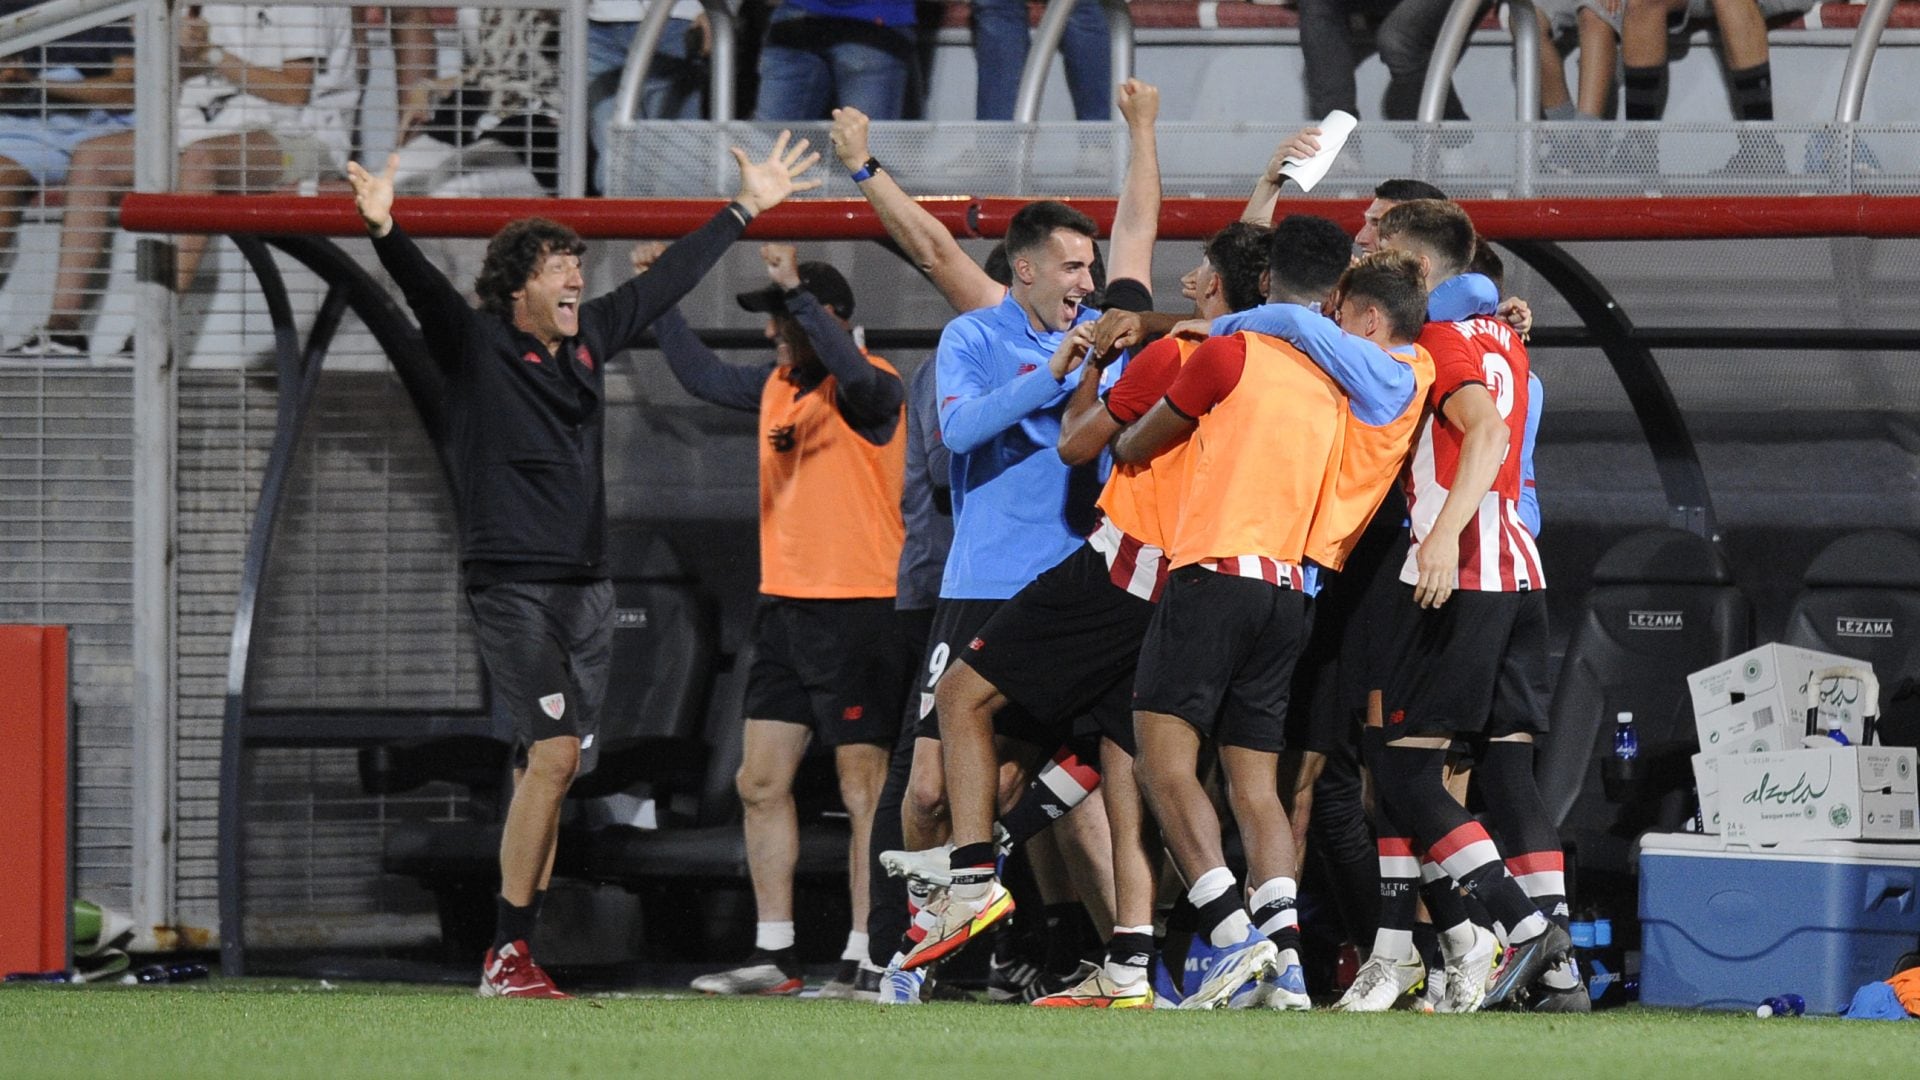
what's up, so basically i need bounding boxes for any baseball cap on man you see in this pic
[736,261,856,319]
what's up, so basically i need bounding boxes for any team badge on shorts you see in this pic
[539,693,566,720]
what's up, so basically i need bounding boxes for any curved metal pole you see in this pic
[216,237,436,976]
[1418,0,1486,123]
[610,0,684,129]
[1836,0,1897,122]
[1503,239,1719,541]
[1014,0,1082,124]
[704,0,737,122]
[1511,0,1541,122]
[1106,0,1133,97]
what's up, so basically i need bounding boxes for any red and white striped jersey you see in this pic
[1400,315,1546,593]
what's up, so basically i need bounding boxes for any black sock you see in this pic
[1106,930,1154,972]
[949,842,996,875]
[1729,61,1773,120]
[1623,64,1668,120]
[1412,923,1442,973]
[1042,902,1083,975]
[494,895,537,951]
[754,945,801,977]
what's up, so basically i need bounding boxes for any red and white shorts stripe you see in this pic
[1195,554,1304,590]
[1088,517,1169,602]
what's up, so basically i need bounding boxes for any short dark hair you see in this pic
[987,237,1107,292]
[1003,200,1099,262]
[1267,214,1353,304]
[475,218,586,320]
[1375,178,1449,202]
[1338,250,1429,343]
[1376,199,1476,279]
[1203,222,1272,313]
[1468,238,1505,292]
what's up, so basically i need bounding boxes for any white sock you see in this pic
[1439,920,1478,961]
[1248,877,1299,938]
[1369,927,1417,963]
[755,921,795,953]
[1506,912,1550,944]
[842,931,869,963]
[1540,957,1581,990]
[1187,866,1236,907]
[1207,910,1253,949]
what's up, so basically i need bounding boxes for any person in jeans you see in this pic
[973,0,1109,120]
[754,0,916,121]
[1297,0,1464,120]
[588,0,710,193]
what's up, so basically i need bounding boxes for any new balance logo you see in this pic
[1628,610,1684,631]
[1042,804,1064,820]
[1837,617,1894,638]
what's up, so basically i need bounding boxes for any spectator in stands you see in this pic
[1537,0,1620,122]
[1621,0,1812,167]
[346,131,822,999]
[393,7,562,191]
[588,1,711,193]
[974,0,1109,120]
[754,0,917,121]
[15,4,356,360]
[0,4,133,346]
[1298,0,1464,121]
[644,242,907,999]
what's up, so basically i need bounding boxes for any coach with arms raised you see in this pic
[346,134,820,998]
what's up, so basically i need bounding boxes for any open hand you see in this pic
[346,154,399,237]
[1412,532,1459,609]
[732,130,823,217]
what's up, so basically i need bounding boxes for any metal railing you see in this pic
[611,0,737,125]
[1013,0,1135,123]
[1837,0,1899,121]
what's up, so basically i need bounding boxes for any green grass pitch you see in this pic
[2,982,1910,1079]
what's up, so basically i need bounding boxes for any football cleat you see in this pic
[899,881,1015,971]
[817,959,880,1002]
[690,955,803,996]
[1331,952,1426,1012]
[479,940,570,999]
[1031,963,1153,1009]
[1178,929,1278,1011]
[880,843,956,887]
[876,964,926,1005]
[1227,963,1312,1011]
[1483,923,1573,1009]
[1436,924,1500,1014]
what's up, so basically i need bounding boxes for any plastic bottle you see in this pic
[125,962,211,985]
[1756,993,1805,1018]
[1613,712,1639,760]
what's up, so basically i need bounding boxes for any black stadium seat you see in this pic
[1536,528,1752,910]
[1782,529,1920,749]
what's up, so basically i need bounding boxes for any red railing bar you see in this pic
[121,193,1920,242]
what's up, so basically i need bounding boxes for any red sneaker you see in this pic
[479,940,571,999]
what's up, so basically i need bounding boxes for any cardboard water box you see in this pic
[1691,752,1722,834]
[1719,744,1920,844]
[1687,644,1874,754]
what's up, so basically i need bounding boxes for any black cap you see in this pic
[736,261,855,319]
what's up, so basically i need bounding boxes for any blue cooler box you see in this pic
[1639,831,1920,1013]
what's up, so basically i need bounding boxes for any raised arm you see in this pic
[1519,372,1542,537]
[757,244,904,444]
[349,154,472,363]
[651,308,769,412]
[585,131,822,349]
[831,107,1004,314]
[1241,127,1322,224]
[1106,79,1161,288]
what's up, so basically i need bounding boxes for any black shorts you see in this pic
[745,596,906,747]
[1380,586,1550,742]
[1292,519,1412,755]
[964,542,1157,755]
[1133,566,1310,753]
[914,597,1051,741]
[468,579,614,773]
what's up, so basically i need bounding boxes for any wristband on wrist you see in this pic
[848,156,881,183]
[727,200,754,226]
